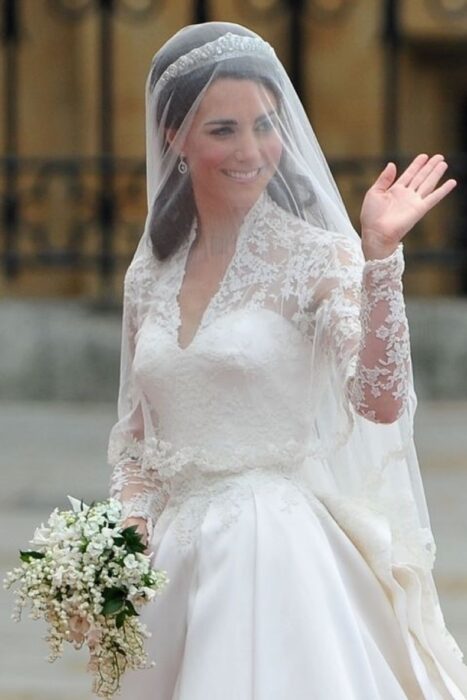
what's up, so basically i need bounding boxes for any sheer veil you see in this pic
[108,21,467,687]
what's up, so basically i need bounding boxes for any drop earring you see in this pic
[178,155,188,175]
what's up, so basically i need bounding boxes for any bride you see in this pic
[107,21,467,699]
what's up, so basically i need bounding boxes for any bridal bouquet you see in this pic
[3,495,169,698]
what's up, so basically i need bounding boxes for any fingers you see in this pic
[395,153,456,201]
[396,153,430,187]
[416,159,448,198]
[410,154,445,191]
[423,177,457,211]
[372,162,397,191]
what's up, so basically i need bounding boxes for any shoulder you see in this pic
[123,239,162,303]
[264,196,363,272]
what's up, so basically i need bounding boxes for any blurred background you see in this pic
[0,1,466,698]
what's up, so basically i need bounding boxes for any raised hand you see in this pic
[360,154,457,260]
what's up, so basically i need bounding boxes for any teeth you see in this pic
[225,168,261,181]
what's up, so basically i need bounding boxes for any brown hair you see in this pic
[148,25,315,260]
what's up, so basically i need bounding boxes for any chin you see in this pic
[223,179,269,208]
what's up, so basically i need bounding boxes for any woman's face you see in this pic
[181,78,283,216]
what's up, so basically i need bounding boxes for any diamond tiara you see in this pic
[155,32,276,91]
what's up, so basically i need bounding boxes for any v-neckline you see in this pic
[173,193,266,352]
[174,220,241,352]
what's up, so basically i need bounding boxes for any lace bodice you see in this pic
[108,193,410,537]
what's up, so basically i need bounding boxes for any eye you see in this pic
[209,126,234,136]
[255,116,278,132]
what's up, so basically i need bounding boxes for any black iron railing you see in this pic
[0,155,146,292]
[1,0,466,295]
[0,153,465,293]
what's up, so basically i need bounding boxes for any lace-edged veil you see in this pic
[109,21,462,663]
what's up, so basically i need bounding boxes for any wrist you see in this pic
[124,515,147,523]
[362,243,404,281]
[361,238,399,262]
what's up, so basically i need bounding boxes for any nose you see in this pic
[234,130,261,163]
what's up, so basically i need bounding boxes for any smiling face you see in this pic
[181,78,283,220]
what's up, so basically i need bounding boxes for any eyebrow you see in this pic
[203,110,277,127]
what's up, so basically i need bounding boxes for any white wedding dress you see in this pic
[109,193,467,699]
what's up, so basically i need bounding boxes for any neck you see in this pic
[191,193,250,260]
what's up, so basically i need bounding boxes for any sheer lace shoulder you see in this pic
[123,242,163,318]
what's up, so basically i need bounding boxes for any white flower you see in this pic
[67,495,89,514]
[86,540,105,557]
[87,624,102,651]
[5,496,168,698]
[68,614,90,644]
[123,554,139,570]
[29,524,51,547]
[51,566,66,587]
[131,586,157,604]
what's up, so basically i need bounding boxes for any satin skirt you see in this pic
[117,468,462,700]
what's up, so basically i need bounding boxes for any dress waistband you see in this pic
[140,437,313,482]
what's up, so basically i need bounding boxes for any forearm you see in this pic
[347,244,411,423]
[109,460,170,527]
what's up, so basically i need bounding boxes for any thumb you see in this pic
[372,162,397,191]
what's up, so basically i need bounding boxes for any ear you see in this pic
[165,128,185,156]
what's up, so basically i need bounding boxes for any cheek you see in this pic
[190,139,232,173]
[264,134,283,168]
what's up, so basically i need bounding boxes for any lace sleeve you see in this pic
[107,267,170,530]
[316,237,411,424]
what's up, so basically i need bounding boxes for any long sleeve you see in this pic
[107,267,170,528]
[347,244,411,423]
[317,238,411,424]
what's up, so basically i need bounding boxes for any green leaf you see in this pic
[120,526,146,554]
[115,611,127,629]
[102,586,126,601]
[103,598,125,615]
[141,573,152,586]
[125,600,139,617]
[20,550,45,562]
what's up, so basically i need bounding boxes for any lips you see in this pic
[222,167,263,182]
